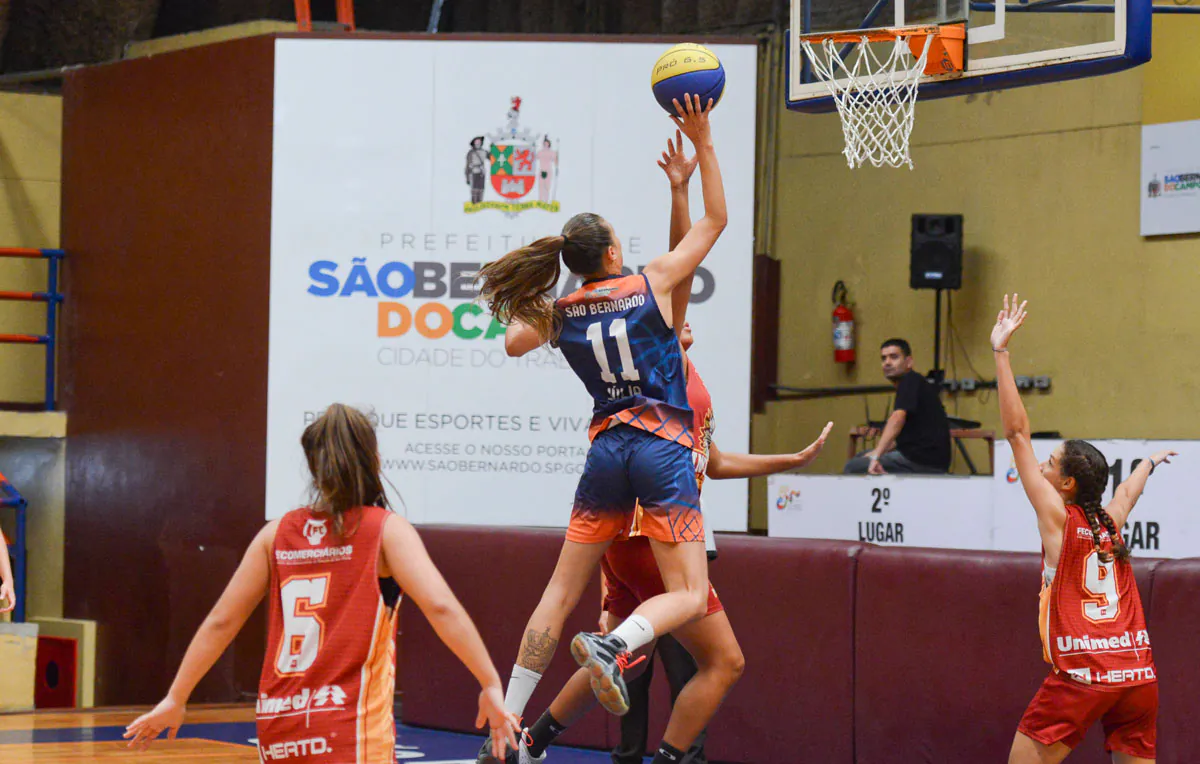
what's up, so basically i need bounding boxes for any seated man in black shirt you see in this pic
[843,338,951,475]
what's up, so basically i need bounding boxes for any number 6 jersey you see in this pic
[1039,504,1155,689]
[258,506,400,763]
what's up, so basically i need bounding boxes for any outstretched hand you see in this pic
[793,421,834,470]
[670,94,714,146]
[1150,450,1178,468]
[657,129,699,189]
[124,696,184,750]
[991,293,1028,351]
[0,579,13,614]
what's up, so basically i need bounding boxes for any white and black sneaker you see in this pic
[474,732,546,764]
[569,632,646,717]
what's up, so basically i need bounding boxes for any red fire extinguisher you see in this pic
[832,280,855,364]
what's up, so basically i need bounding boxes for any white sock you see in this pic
[609,614,655,653]
[504,665,543,716]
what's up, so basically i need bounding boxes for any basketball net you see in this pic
[800,33,935,170]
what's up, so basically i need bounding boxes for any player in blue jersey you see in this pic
[474,95,727,764]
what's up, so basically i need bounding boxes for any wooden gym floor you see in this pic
[0,704,627,762]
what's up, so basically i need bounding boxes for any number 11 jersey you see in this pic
[258,506,400,763]
[556,273,693,449]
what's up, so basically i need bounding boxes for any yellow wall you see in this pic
[1143,14,1200,125]
[750,17,1200,529]
[0,93,62,404]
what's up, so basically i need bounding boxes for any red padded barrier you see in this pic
[398,526,609,749]
[633,536,862,763]
[399,529,862,762]
[1145,557,1200,763]
[702,536,861,764]
[398,527,1181,763]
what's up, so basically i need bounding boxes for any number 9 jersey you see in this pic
[556,273,694,449]
[1040,504,1155,689]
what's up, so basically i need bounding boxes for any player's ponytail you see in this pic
[301,403,388,537]
[1061,439,1129,563]
[477,213,615,343]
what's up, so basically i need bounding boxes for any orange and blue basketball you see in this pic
[650,43,725,115]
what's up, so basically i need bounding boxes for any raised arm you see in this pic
[1106,449,1177,530]
[379,514,519,758]
[643,95,727,316]
[991,295,1067,540]
[657,130,699,334]
[706,422,834,479]
[125,521,276,748]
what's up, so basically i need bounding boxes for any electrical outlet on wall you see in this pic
[1034,375,1051,391]
[960,378,977,391]
[1015,376,1033,390]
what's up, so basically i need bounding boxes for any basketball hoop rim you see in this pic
[796,21,966,46]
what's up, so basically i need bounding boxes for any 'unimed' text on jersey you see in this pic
[556,273,693,449]
[1040,504,1155,689]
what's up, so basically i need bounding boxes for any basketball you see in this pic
[650,43,725,115]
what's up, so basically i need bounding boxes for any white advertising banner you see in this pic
[1141,119,1200,237]
[993,439,1195,558]
[767,475,994,550]
[768,441,1198,558]
[267,39,758,528]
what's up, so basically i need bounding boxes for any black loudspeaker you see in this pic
[910,214,963,290]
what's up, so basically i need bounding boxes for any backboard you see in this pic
[788,0,1153,112]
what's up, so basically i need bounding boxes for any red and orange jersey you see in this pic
[686,360,714,493]
[258,506,399,763]
[1040,504,1155,690]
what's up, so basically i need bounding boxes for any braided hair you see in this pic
[1060,439,1130,563]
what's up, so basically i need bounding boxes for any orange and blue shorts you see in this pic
[566,425,703,545]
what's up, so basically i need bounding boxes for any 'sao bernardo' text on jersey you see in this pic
[556,274,694,448]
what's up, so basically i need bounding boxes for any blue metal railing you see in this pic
[0,248,64,410]
[0,471,27,622]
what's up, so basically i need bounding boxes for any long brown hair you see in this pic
[476,212,614,343]
[1060,439,1130,562]
[301,403,388,536]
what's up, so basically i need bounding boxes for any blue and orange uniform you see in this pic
[555,273,702,545]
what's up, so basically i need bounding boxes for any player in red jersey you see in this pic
[125,404,520,762]
[993,295,1173,764]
